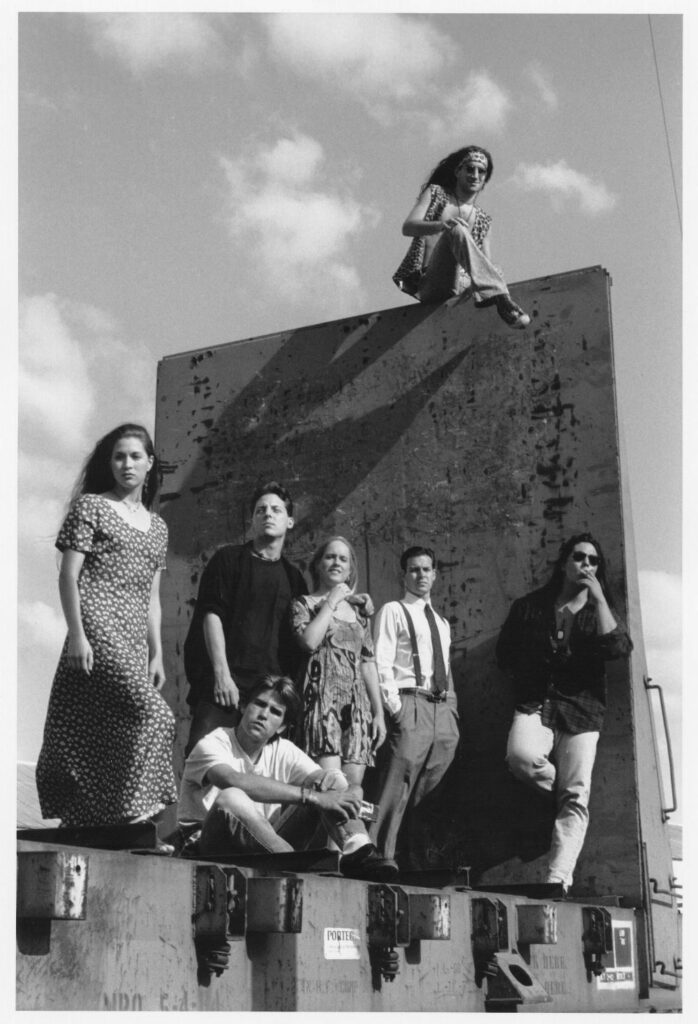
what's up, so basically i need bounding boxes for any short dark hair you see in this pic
[249,481,294,517]
[400,546,436,572]
[241,675,301,731]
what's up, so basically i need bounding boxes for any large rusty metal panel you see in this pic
[153,266,676,966]
[17,841,647,1012]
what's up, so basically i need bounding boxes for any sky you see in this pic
[13,7,683,820]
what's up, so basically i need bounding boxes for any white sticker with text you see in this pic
[323,927,362,960]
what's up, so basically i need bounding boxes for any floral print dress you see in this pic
[291,596,376,766]
[36,494,177,826]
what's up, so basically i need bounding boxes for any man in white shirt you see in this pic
[179,674,397,881]
[370,546,460,870]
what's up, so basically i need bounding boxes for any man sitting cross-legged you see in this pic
[178,674,396,881]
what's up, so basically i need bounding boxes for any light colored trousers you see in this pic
[418,223,510,305]
[370,692,460,863]
[198,773,368,858]
[505,710,599,887]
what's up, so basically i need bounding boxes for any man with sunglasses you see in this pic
[496,533,632,893]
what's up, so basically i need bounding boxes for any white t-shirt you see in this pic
[178,727,318,825]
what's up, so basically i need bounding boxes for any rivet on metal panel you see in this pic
[581,906,614,980]
[17,852,88,921]
[516,904,558,947]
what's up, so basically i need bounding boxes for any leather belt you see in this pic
[399,687,448,703]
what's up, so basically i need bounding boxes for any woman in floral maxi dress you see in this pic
[36,423,177,827]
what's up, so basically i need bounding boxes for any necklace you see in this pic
[109,490,142,513]
[449,191,476,225]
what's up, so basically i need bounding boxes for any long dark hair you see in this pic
[548,532,614,602]
[422,145,494,193]
[69,423,159,509]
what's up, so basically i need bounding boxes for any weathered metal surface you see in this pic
[152,266,679,996]
[246,876,303,933]
[16,840,648,1012]
[485,950,552,1007]
[406,892,451,940]
[17,851,88,920]
[516,903,558,946]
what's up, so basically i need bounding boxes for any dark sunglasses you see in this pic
[572,551,599,567]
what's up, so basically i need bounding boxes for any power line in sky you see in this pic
[648,15,682,238]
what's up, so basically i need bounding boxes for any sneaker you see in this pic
[496,295,531,330]
[340,843,399,882]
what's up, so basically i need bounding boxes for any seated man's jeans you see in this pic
[197,770,369,858]
[417,223,509,305]
[506,709,599,887]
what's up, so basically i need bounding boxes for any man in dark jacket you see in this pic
[183,481,307,754]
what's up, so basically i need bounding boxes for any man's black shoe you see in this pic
[340,843,399,882]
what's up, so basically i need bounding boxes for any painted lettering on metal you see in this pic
[323,927,362,960]
[103,992,144,1011]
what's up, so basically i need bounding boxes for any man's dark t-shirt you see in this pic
[183,542,307,706]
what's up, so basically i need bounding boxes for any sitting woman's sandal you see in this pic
[496,295,531,329]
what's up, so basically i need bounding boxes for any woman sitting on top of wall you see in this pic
[394,144,530,329]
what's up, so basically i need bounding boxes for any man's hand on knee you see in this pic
[313,788,362,823]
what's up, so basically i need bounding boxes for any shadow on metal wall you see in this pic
[159,304,446,565]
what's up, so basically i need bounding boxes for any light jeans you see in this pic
[505,710,599,887]
[198,775,369,858]
[417,223,510,305]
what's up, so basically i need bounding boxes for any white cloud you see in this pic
[524,63,558,111]
[19,292,157,547]
[430,72,512,143]
[19,294,95,459]
[18,601,66,654]
[264,13,456,109]
[219,134,376,309]
[256,135,324,188]
[512,159,616,215]
[88,13,221,74]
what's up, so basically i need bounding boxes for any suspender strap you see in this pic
[400,602,424,687]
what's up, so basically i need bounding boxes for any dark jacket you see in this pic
[496,584,633,732]
[183,542,307,706]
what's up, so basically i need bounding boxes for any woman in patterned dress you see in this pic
[291,537,386,789]
[393,145,530,329]
[36,423,177,827]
